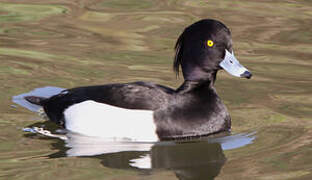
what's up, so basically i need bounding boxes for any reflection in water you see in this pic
[151,142,225,180]
[44,130,254,159]
[96,141,226,180]
[25,127,255,180]
[16,86,255,180]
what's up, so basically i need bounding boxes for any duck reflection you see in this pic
[37,130,253,180]
[151,141,225,180]
[90,139,226,176]
[53,133,227,179]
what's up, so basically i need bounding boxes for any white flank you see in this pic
[64,100,158,142]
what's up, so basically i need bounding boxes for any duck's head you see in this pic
[174,19,252,82]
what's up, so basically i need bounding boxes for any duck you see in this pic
[25,19,252,142]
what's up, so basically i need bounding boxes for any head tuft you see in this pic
[173,29,186,77]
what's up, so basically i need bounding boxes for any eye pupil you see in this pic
[230,60,233,64]
[207,40,214,47]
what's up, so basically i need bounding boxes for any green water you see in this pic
[1,0,312,179]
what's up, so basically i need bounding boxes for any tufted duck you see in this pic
[25,19,252,141]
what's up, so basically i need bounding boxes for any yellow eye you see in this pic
[207,40,214,47]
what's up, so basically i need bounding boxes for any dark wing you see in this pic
[41,81,175,125]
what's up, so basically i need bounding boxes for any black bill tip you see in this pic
[240,71,252,79]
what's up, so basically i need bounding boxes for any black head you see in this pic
[174,19,239,81]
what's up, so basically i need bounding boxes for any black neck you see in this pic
[177,71,217,94]
[176,80,214,94]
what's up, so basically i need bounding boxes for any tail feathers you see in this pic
[24,96,47,106]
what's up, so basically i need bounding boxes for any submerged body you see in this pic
[25,19,251,141]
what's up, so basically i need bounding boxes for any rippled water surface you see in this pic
[1,0,312,179]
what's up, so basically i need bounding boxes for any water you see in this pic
[1,0,312,179]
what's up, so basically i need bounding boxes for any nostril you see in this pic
[240,71,252,79]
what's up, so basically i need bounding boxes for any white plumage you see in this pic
[64,100,158,142]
